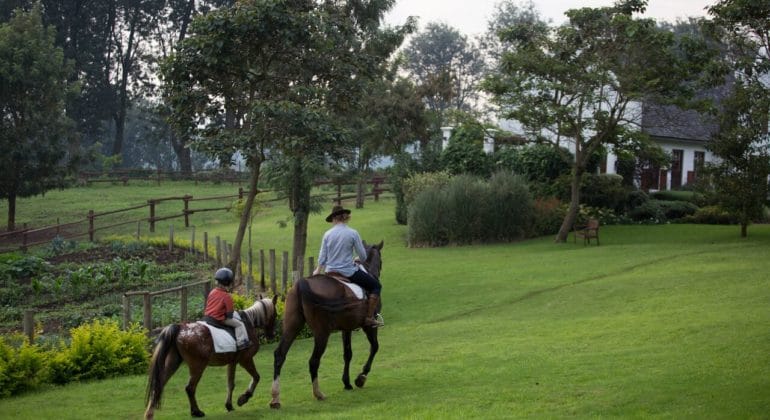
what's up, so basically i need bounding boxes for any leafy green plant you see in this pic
[0,334,50,397]
[48,319,149,384]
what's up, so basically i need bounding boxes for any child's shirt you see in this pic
[204,287,233,321]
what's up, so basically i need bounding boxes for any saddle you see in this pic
[323,272,366,300]
[197,312,248,353]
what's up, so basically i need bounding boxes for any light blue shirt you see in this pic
[317,223,367,277]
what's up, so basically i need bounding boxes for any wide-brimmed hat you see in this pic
[325,205,351,222]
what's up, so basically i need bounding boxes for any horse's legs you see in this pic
[185,365,207,417]
[309,332,330,401]
[355,327,379,388]
[236,357,260,407]
[341,330,353,390]
[225,363,236,412]
[271,308,304,409]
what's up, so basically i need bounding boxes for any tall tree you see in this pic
[403,22,485,120]
[154,0,234,175]
[484,0,711,242]
[703,0,770,237]
[0,4,74,230]
[108,0,165,158]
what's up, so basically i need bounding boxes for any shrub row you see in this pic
[0,319,149,398]
[408,172,537,246]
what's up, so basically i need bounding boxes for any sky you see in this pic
[384,0,713,36]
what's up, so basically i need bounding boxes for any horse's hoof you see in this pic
[355,374,367,388]
[270,402,281,409]
[225,402,234,412]
[237,394,250,406]
[191,409,205,417]
[314,392,327,401]
[344,384,353,390]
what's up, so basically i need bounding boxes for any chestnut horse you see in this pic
[144,296,278,419]
[270,241,384,409]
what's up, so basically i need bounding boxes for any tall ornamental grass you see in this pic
[408,171,535,246]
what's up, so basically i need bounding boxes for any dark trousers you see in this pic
[349,269,381,295]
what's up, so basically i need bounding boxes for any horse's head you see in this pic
[261,295,279,341]
[243,295,279,341]
[363,240,384,280]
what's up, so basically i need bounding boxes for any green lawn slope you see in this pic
[1,185,768,419]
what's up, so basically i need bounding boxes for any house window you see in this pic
[671,149,683,189]
[694,151,705,172]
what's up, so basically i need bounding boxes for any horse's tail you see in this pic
[297,277,359,313]
[145,324,182,411]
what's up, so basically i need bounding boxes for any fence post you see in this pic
[203,232,209,262]
[247,249,253,294]
[148,200,156,233]
[168,225,174,251]
[260,249,266,291]
[282,251,288,294]
[216,236,222,266]
[180,287,188,322]
[122,295,130,330]
[269,249,277,295]
[88,210,95,242]
[238,187,244,199]
[183,195,192,227]
[136,221,141,240]
[143,293,152,331]
[23,310,34,342]
[190,226,195,254]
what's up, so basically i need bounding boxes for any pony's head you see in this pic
[243,295,279,341]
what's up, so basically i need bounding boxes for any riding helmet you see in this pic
[214,267,234,286]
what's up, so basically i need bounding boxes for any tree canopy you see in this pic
[0,4,74,231]
[484,0,712,242]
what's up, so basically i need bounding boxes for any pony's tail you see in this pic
[297,277,359,313]
[145,324,182,410]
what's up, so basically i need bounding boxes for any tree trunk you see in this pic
[111,6,138,157]
[6,193,16,232]
[170,132,193,176]
[289,157,310,273]
[555,166,583,243]
[228,162,261,283]
[355,176,366,209]
[741,221,748,238]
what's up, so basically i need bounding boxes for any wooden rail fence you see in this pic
[0,177,391,253]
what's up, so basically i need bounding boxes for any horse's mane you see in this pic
[240,297,274,328]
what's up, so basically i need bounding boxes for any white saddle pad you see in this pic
[341,281,365,300]
[196,312,242,353]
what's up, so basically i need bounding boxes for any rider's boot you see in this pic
[364,294,382,328]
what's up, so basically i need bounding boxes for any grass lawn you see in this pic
[1,183,769,418]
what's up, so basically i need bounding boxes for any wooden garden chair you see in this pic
[573,218,600,246]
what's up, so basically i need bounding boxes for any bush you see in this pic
[533,197,565,236]
[580,174,627,212]
[628,200,665,223]
[48,319,149,384]
[440,140,492,177]
[627,199,698,223]
[407,187,449,246]
[485,172,535,241]
[0,334,49,397]
[494,144,572,183]
[408,171,536,246]
[680,205,737,225]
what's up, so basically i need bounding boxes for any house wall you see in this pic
[605,138,715,191]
